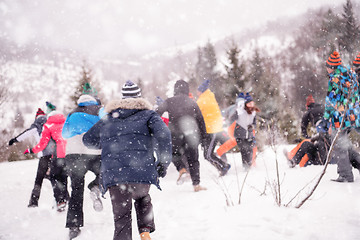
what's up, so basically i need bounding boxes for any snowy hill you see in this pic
[1,146,360,240]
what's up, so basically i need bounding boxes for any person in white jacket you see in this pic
[8,108,56,207]
[233,93,260,169]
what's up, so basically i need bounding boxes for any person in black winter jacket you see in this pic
[301,95,324,139]
[156,79,207,192]
[285,120,332,168]
[8,108,56,207]
[83,80,172,240]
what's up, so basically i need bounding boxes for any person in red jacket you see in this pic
[24,110,69,211]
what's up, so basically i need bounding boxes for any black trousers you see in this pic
[65,154,101,228]
[50,157,69,204]
[29,155,53,206]
[202,132,229,171]
[292,141,319,165]
[236,138,254,168]
[171,133,200,185]
[109,184,155,240]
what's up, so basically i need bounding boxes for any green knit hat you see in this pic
[46,101,56,114]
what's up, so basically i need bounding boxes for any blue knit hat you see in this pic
[197,79,210,93]
[244,93,253,103]
[237,92,245,99]
[122,80,141,98]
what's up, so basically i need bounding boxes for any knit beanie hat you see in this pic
[237,92,245,99]
[306,94,315,107]
[197,79,210,93]
[353,53,360,68]
[77,94,98,106]
[46,101,56,114]
[83,82,98,96]
[326,51,342,69]
[244,93,253,103]
[122,80,141,98]
[35,108,45,118]
[174,80,190,96]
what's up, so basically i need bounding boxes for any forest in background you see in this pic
[1,0,360,162]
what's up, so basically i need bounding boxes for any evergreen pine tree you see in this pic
[69,62,103,108]
[195,40,218,82]
[195,40,225,105]
[317,9,342,55]
[339,0,360,60]
[223,43,248,106]
[248,48,281,122]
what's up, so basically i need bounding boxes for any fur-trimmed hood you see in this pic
[105,98,153,113]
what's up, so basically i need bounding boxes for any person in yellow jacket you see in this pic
[196,79,231,176]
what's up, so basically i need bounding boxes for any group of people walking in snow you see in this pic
[9,49,360,240]
[8,76,260,239]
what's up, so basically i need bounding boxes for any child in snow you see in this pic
[301,95,324,139]
[62,94,105,239]
[9,108,56,207]
[156,80,207,191]
[24,106,69,211]
[323,51,360,182]
[233,93,260,169]
[83,80,172,240]
[196,79,231,176]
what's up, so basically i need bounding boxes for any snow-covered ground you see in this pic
[1,145,360,240]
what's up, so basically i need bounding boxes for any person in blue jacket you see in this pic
[62,94,105,239]
[83,80,172,240]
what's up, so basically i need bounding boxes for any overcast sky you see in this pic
[0,0,349,58]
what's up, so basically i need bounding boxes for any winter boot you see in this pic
[69,227,81,239]
[283,148,296,168]
[57,200,67,212]
[28,185,40,207]
[28,195,39,208]
[27,200,38,208]
[331,175,354,183]
[193,185,207,192]
[140,231,151,240]
[219,163,231,177]
[90,186,103,212]
[176,168,188,185]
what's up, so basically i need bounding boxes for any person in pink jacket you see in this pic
[24,110,69,211]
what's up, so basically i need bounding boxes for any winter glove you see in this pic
[8,138,18,146]
[24,148,34,155]
[156,163,167,178]
[316,118,330,133]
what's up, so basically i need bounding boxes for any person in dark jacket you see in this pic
[156,79,207,192]
[301,95,324,139]
[83,80,172,240]
[9,108,56,207]
[285,120,332,167]
[62,94,105,239]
